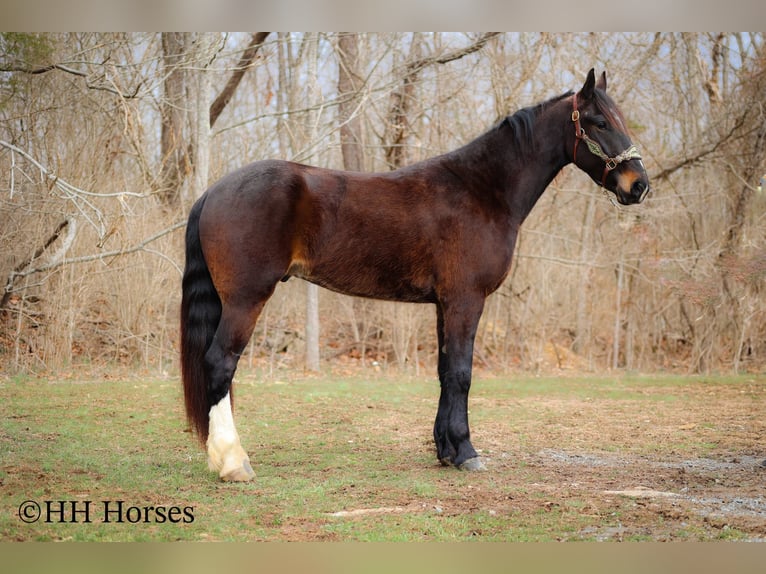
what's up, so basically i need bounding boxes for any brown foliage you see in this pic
[2,33,765,374]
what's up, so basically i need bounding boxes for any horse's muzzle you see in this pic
[615,178,650,205]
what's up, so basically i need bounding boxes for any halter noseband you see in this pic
[571,95,642,188]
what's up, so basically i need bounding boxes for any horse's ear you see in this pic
[596,71,607,92]
[580,68,596,100]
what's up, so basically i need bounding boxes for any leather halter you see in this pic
[571,95,642,188]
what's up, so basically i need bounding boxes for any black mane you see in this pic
[501,90,574,152]
[441,90,574,171]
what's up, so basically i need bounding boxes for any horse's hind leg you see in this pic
[205,300,266,482]
[207,390,253,481]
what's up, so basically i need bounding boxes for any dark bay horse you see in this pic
[181,69,650,481]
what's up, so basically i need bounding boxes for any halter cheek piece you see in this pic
[571,96,642,188]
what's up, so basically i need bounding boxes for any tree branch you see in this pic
[1,220,69,309]
[384,33,500,168]
[407,32,500,74]
[652,111,750,181]
[1,139,154,241]
[4,220,186,289]
[209,32,270,128]
[0,61,142,98]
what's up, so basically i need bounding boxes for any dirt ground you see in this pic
[431,376,766,541]
[315,449,766,541]
[488,448,766,541]
[229,372,766,541]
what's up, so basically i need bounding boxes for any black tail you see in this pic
[180,194,221,444]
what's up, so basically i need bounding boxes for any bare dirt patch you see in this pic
[522,449,766,541]
[444,376,766,541]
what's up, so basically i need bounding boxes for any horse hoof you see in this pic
[221,458,255,482]
[458,457,487,471]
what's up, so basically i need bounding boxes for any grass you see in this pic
[1,370,764,541]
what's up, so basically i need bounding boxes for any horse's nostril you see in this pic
[632,180,649,203]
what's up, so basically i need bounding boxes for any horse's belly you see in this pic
[296,260,436,304]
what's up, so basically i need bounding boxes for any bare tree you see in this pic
[209,33,270,128]
[382,32,500,169]
[337,32,365,172]
[3,32,766,375]
[157,32,192,206]
[158,32,271,208]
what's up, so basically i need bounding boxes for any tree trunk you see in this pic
[384,33,423,169]
[337,32,365,172]
[158,32,191,206]
[159,32,270,208]
[189,33,214,204]
[304,33,322,372]
[335,32,369,367]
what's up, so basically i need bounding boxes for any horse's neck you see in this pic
[433,101,571,224]
[473,104,571,223]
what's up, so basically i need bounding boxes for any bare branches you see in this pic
[4,220,185,290]
[3,32,766,373]
[1,219,70,309]
[0,140,148,200]
[209,32,270,128]
[384,33,500,168]
[1,136,185,311]
[0,60,143,98]
[1,139,149,241]
[651,111,750,182]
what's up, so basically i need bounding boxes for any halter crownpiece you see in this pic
[571,96,642,188]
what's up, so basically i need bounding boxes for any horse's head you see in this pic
[570,69,650,206]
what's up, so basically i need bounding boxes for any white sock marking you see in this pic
[208,392,238,446]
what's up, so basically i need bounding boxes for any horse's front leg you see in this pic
[433,296,487,471]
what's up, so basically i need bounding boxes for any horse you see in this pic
[181,69,650,481]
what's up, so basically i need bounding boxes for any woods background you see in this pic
[1,32,765,376]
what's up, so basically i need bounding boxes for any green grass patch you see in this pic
[2,371,764,541]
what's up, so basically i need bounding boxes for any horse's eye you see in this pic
[596,120,608,130]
